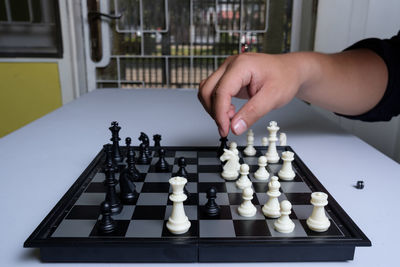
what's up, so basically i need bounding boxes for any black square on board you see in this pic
[300,219,343,237]
[141,182,170,193]
[198,182,226,193]
[285,193,312,205]
[148,165,173,173]
[171,173,198,182]
[85,182,106,193]
[198,165,223,173]
[198,205,232,220]
[132,205,166,220]
[252,182,269,193]
[161,220,198,237]
[90,220,130,237]
[66,205,100,220]
[198,151,218,158]
[233,220,270,236]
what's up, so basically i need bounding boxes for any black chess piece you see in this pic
[205,186,220,217]
[125,137,132,158]
[99,201,116,233]
[137,143,151,164]
[177,157,188,177]
[153,134,162,156]
[119,170,138,204]
[125,141,141,181]
[103,144,117,172]
[104,163,122,215]
[109,121,123,164]
[138,132,151,158]
[356,180,364,189]
[217,136,229,158]
[155,148,170,172]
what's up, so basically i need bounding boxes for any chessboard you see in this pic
[24,144,371,262]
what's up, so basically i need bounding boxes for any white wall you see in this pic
[313,0,400,162]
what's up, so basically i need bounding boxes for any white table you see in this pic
[1,89,399,266]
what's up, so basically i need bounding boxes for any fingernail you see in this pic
[233,119,247,135]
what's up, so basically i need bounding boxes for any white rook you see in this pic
[306,192,331,232]
[166,177,191,235]
[278,151,295,181]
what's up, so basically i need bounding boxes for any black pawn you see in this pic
[125,137,132,158]
[119,171,138,204]
[104,164,122,215]
[153,134,162,156]
[155,148,170,172]
[356,180,364,190]
[217,136,228,158]
[99,201,116,233]
[109,121,123,164]
[205,186,220,217]
[177,157,188,177]
[125,141,141,181]
[137,143,151,164]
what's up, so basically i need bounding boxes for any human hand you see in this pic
[198,52,306,136]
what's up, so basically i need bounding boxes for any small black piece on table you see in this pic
[217,136,228,158]
[356,180,364,190]
[109,121,123,164]
[99,201,116,233]
[176,157,191,199]
[205,186,220,217]
[155,148,170,172]
[103,144,117,172]
[104,163,122,215]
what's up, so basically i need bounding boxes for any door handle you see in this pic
[88,11,122,21]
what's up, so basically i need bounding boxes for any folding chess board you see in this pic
[24,146,371,262]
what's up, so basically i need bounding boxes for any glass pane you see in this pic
[96,59,118,80]
[10,0,30,22]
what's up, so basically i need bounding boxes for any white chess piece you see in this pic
[238,187,257,217]
[236,164,252,189]
[265,121,280,163]
[279,132,287,146]
[220,149,240,180]
[262,136,269,147]
[247,129,254,137]
[229,141,239,157]
[306,192,331,232]
[166,177,191,234]
[254,156,269,181]
[274,200,295,233]
[244,132,256,156]
[262,176,281,218]
[278,151,295,181]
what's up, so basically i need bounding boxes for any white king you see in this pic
[265,121,280,163]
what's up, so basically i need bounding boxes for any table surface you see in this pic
[1,89,399,266]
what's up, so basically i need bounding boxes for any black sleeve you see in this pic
[335,31,400,122]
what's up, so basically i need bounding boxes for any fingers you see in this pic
[198,56,236,116]
[230,87,276,135]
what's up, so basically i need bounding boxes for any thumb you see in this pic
[230,89,274,135]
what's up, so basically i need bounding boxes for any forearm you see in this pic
[295,49,388,116]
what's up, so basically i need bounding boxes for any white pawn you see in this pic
[261,136,269,147]
[306,192,331,232]
[265,121,280,163]
[254,156,269,181]
[279,132,287,146]
[244,131,256,156]
[238,187,257,217]
[278,151,295,181]
[166,177,191,235]
[262,176,281,218]
[236,164,252,189]
[274,200,295,233]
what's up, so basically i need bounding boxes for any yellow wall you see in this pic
[0,63,62,137]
